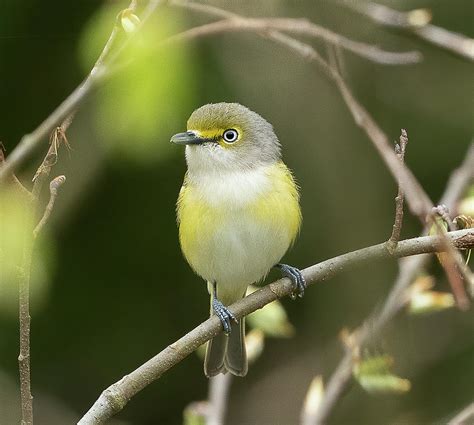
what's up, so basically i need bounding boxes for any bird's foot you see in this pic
[212,298,237,335]
[275,263,306,299]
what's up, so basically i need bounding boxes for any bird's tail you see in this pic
[204,283,248,378]
[204,317,247,377]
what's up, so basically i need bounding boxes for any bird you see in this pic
[171,103,305,377]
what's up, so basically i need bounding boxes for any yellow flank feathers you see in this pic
[250,161,301,246]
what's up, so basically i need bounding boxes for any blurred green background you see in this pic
[0,0,473,424]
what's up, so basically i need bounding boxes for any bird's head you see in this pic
[171,103,281,175]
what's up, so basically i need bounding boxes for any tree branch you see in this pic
[165,15,422,65]
[18,235,34,425]
[78,229,473,425]
[339,1,474,62]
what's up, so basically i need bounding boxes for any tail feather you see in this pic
[205,284,248,377]
[204,319,248,378]
[225,318,247,377]
[204,333,228,377]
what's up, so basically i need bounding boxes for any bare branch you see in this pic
[340,1,474,62]
[18,236,34,425]
[387,129,408,252]
[78,229,473,425]
[16,132,68,425]
[166,16,422,65]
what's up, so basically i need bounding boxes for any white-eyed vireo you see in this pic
[171,103,304,377]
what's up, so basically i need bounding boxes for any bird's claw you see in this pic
[212,298,237,334]
[276,263,306,299]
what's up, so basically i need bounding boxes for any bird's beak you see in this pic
[170,131,205,145]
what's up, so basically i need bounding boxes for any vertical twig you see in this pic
[387,129,408,253]
[18,234,34,425]
[207,374,233,425]
[16,127,68,424]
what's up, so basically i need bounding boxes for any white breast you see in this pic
[187,166,273,207]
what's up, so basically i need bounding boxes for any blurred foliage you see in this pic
[407,275,455,315]
[79,5,196,163]
[0,0,473,424]
[353,353,411,394]
[246,285,295,337]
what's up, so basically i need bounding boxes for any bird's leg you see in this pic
[212,282,238,335]
[275,263,306,299]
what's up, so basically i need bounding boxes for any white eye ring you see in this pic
[222,129,239,143]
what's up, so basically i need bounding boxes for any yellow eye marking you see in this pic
[187,127,244,147]
[189,129,222,140]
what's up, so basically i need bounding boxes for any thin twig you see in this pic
[165,16,422,65]
[0,0,161,182]
[387,129,408,253]
[1,147,34,425]
[305,146,474,424]
[15,102,70,425]
[207,373,233,425]
[339,1,474,62]
[77,229,473,425]
[33,176,66,238]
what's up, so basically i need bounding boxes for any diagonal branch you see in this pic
[78,229,474,425]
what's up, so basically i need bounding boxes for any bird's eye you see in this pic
[222,129,239,143]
